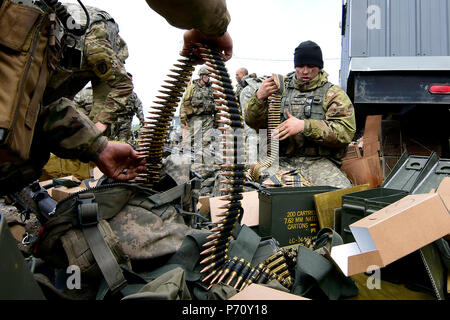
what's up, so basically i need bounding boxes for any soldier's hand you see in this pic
[256,77,278,102]
[274,110,305,141]
[181,29,233,64]
[95,142,146,181]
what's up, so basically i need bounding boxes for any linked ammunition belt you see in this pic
[133,44,247,289]
[196,44,247,287]
[247,74,284,182]
[202,247,298,291]
[134,56,196,187]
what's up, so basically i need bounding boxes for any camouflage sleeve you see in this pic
[40,98,108,162]
[303,85,356,148]
[84,21,133,126]
[135,95,145,124]
[244,93,269,130]
[145,0,230,36]
[180,84,194,125]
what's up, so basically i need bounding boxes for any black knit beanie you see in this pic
[294,41,323,69]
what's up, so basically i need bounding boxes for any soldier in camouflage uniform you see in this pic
[180,67,221,196]
[115,91,145,142]
[0,97,146,195]
[74,87,145,142]
[0,0,232,196]
[43,2,133,139]
[239,75,271,163]
[74,86,94,117]
[245,41,356,188]
[235,67,249,99]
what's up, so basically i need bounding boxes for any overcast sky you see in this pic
[63,0,344,119]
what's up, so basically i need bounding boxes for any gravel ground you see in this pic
[1,197,42,253]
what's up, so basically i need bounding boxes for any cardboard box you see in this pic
[229,284,309,300]
[39,175,81,200]
[39,179,55,198]
[330,178,450,276]
[210,191,259,227]
[51,176,97,202]
[197,196,211,213]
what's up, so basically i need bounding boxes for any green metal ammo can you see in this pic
[258,186,337,246]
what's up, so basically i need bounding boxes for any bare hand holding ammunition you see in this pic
[274,110,305,141]
[181,30,233,64]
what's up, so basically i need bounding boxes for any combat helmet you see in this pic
[198,67,211,76]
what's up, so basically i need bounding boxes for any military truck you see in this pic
[339,0,450,175]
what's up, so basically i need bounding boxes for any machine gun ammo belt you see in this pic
[132,44,247,289]
[248,74,285,182]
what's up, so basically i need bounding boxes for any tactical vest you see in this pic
[64,4,120,56]
[280,73,347,161]
[0,0,62,164]
[42,4,124,105]
[189,80,215,116]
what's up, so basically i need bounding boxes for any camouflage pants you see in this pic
[185,115,219,166]
[261,156,352,189]
[113,117,133,142]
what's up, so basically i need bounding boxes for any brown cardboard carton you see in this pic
[229,284,309,300]
[51,176,97,202]
[92,167,103,180]
[210,191,259,227]
[197,196,210,213]
[40,176,81,200]
[39,179,55,198]
[330,178,450,276]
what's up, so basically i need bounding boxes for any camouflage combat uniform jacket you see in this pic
[0,98,107,195]
[42,4,133,138]
[0,0,230,194]
[75,88,144,141]
[180,79,215,126]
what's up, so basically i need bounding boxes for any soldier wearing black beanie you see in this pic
[294,41,324,69]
